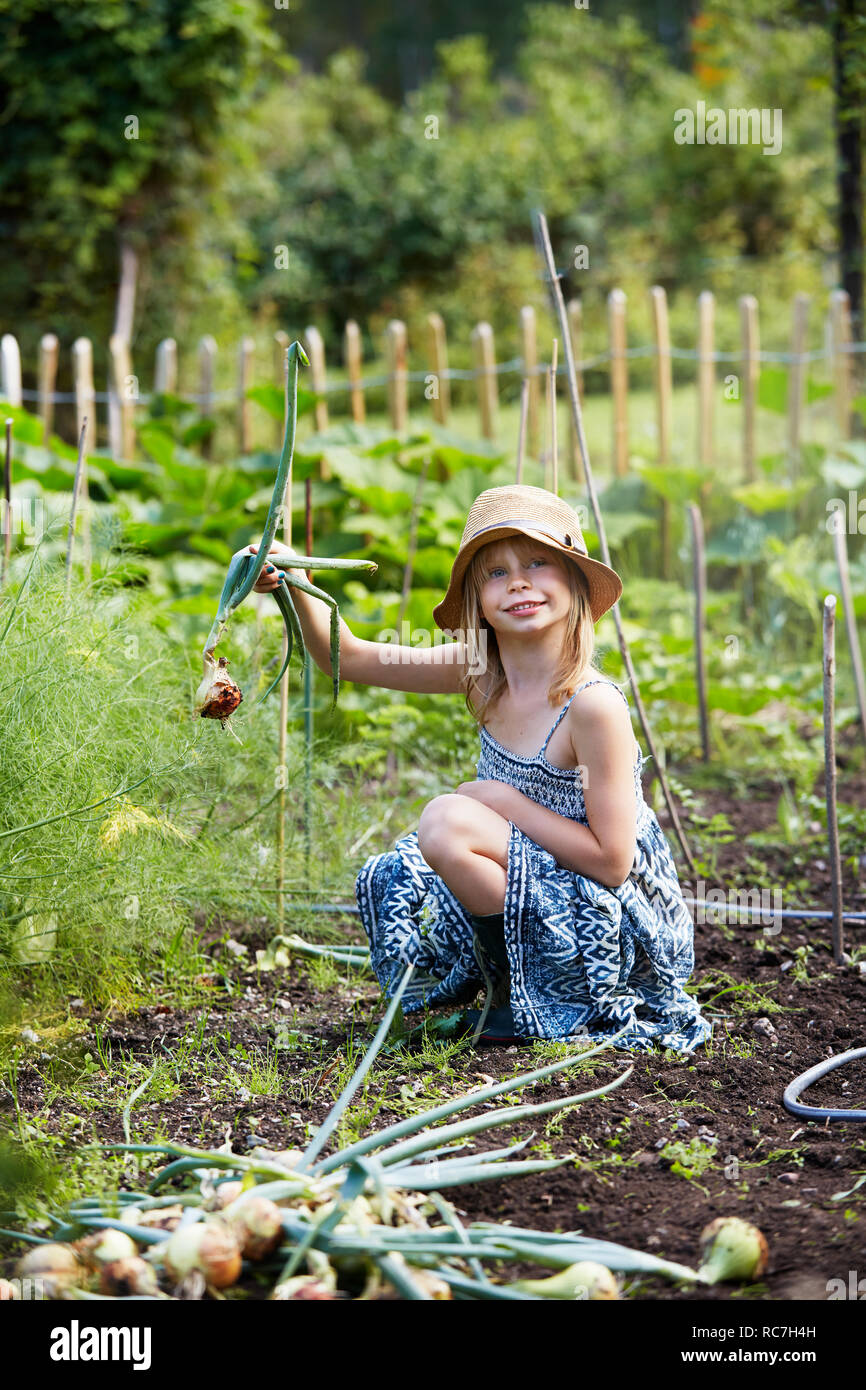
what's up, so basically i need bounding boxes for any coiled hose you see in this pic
[782,1047,866,1122]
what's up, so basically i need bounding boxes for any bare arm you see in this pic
[456,687,638,888]
[250,543,470,695]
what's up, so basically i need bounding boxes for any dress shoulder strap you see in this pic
[539,677,630,755]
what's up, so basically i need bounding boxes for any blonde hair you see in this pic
[457,535,598,726]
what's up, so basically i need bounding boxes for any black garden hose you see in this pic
[782,1047,866,1122]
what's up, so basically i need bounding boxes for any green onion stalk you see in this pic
[3,982,769,1302]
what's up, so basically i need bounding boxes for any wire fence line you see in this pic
[11,339,866,409]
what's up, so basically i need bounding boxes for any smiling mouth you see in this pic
[505,601,544,614]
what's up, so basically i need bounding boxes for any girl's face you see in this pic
[477,539,573,635]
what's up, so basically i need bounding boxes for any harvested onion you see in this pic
[224,1195,283,1262]
[75,1228,138,1269]
[100,1257,159,1297]
[162,1220,242,1289]
[698,1217,769,1284]
[202,1181,245,1213]
[15,1242,83,1296]
[271,1277,338,1300]
[0,1279,19,1300]
[195,656,243,725]
[513,1260,619,1300]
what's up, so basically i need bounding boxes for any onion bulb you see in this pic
[99,1257,159,1297]
[512,1260,619,1300]
[162,1220,242,1289]
[271,1277,338,1300]
[15,1242,83,1296]
[202,1181,244,1213]
[195,656,243,725]
[224,1195,283,1262]
[698,1217,769,1284]
[75,1228,138,1269]
[129,1204,184,1232]
[0,1279,19,1300]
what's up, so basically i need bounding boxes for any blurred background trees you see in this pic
[0,0,858,365]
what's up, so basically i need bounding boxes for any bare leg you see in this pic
[416,794,509,916]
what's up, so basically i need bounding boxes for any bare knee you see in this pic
[417,794,473,867]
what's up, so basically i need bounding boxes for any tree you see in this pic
[0,0,285,358]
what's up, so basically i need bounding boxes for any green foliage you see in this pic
[0,0,284,354]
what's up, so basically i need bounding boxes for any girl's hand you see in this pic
[249,543,299,594]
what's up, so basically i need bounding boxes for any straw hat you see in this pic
[433,485,623,630]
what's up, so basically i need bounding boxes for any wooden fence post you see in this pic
[344,320,366,424]
[0,335,22,408]
[71,337,94,574]
[519,306,540,456]
[237,336,255,456]
[650,286,673,579]
[197,335,217,459]
[787,293,809,476]
[471,322,498,441]
[38,334,59,440]
[304,326,329,433]
[426,312,449,424]
[608,289,628,477]
[154,338,178,397]
[273,331,288,450]
[108,333,136,460]
[697,290,714,475]
[830,289,853,440]
[739,295,759,483]
[72,337,96,456]
[385,320,408,433]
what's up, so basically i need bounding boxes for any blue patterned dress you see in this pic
[355,678,712,1054]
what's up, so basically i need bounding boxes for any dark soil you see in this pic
[2,757,865,1302]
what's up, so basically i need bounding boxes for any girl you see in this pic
[252,484,711,1053]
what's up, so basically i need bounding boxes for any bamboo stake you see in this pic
[385,320,408,433]
[305,326,329,433]
[238,336,255,456]
[697,291,714,475]
[739,295,759,483]
[533,210,696,879]
[688,505,709,762]
[829,289,853,440]
[197,335,217,459]
[546,339,558,494]
[426,313,449,424]
[471,322,498,440]
[832,522,866,747]
[519,306,540,456]
[608,290,628,477]
[65,419,88,597]
[38,334,59,440]
[2,418,11,585]
[276,346,291,929]
[567,298,584,484]
[154,338,178,397]
[344,320,366,424]
[0,335,22,408]
[650,286,673,580]
[515,378,530,484]
[385,458,430,783]
[72,338,94,578]
[273,332,289,450]
[822,595,845,963]
[303,477,314,885]
[788,293,809,477]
